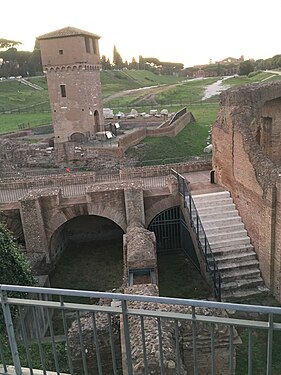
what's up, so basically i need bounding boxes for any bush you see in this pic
[0,223,35,286]
[248,70,262,78]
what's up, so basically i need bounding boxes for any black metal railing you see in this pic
[171,169,221,301]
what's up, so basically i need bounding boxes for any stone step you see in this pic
[191,198,234,211]
[218,259,260,272]
[206,229,248,242]
[222,286,269,302]
[220,268,261,283]
[196,203,236,214]
[204,222,245,234]
[192,188,267,303]
[210,244,254,256]
[201,216,243,229]
[191,197,232,208]
[199,210,240,220]
[220,276,265,291]
[210,237,251,249]
[208,251,257,265]
[192,191,230,201]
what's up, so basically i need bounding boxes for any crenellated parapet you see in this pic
[44,63,101,73]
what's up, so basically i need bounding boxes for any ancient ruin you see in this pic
[212,80,281,302]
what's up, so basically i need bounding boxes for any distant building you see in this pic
[37,26,104,147]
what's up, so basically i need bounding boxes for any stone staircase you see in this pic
[191,191,268,302]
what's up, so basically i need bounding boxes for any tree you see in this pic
[113,45,123,69]
[101,54,111,70]
[129,57,138,70]
[238,60,255,76]
[0,223,35,286]
[0,38,21,50]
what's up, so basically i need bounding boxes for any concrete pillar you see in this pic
[19,196,49,271]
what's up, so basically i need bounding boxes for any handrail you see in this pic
[171,169,221,301]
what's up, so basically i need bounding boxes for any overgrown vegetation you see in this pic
[0,223,36,333]
[0,223,35,287]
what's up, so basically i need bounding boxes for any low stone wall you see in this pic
[118,128,147,150]
[124,284,240,375]
[68,298,122,374]
[0,159,211,191]
[118,111,195,152]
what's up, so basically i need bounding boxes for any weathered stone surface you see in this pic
[213,80,281,300]
[68,297,122,373]
[124,284,239,375]
[124,226,156,271]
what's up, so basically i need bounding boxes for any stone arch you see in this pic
[145,196,179,228]
[94,110,100,132]
[69,132,86,143]
[44,198,127,251]
[49,214,124,265]
[87,204,127,233]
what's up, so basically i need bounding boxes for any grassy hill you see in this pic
[0,70,280,161]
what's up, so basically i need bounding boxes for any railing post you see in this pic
[121,300,133,375]
[189,194,192,224]
[266,313,273,375]
[196,215,199,240]
[0,290,22,375]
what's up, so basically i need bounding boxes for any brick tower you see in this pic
[37,26,104,147]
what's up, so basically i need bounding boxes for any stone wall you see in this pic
[117,111,195,153]
[212,81,281,300]
[123,284,239,375]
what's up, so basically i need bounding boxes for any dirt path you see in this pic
[103,83,180,104]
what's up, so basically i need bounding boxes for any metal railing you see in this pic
[1,284,281,375]
[0,172,169,203]
[171,169,221,301]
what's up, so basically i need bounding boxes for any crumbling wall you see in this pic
[212,81,281,299]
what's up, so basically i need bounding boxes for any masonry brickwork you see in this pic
[212,80,281,301]
[37,27,104,145]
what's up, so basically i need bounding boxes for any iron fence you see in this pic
[0,172,170,203]
[0,284,281,375]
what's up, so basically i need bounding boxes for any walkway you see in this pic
[183,170,225,195]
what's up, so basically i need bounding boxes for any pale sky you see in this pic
[2,0,281,67]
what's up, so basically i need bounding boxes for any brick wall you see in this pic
[212,81,281,300]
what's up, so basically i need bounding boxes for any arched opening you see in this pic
[148,206,210,299]
[49,215,124,291]
[94,110,100,133]
[69,132,86,143]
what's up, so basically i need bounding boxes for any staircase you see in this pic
[191,191,268,302]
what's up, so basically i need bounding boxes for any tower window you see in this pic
[85,36,91,53]
[59,49,63,55]
[60,84,66,98]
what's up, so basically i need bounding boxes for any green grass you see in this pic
[126,102,218,162]
[123,69,184,85]
[101,70,182,98]
[0,113,52,132]
[0,80,50,112]
[223,72,281,86]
